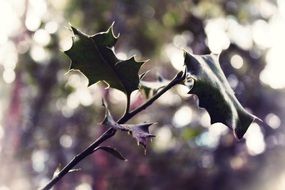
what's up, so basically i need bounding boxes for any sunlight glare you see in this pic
[25,12,41,31]
[260,47,285,89]
[157,91,181,105]
[209,123,229,138]
[60,134,73,148]
[173,32,192,48]
[200,111,211,127]
[67,93,80,110]
[259,8,285,89]
[25,0,47,31]
[244,123,266,155]
[33,29,51,46]
[227,17,253,50]
[30,45,51,63]
[195,123,228,148]
[3,69,16,84]
[77,88,93,106]
[173,106,192,127]
[0,42,18,70]
[32,150,48,172]
[75,183,92,190]
[265,113,281,129]
[164,44,184,71]
[278,0,285,18]
[252,19,271,49]
[153,126,175,151]
[59,29,73,50]
[227,74,239,89]
[0,0,21,37]
[230,156,245,170]
[205,18,230,53]
[45,21,58,34]
[230,54,243,69]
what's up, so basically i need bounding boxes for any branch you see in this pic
[118,70,185,123]
[41,70,185,190]
[41,128,116,190]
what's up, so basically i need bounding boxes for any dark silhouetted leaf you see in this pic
[101,103,155,150]
[101,100,123,130]
[65,23,145,97]
[184,51,259,139]
[122,123,155,149]
[95,146,127,161]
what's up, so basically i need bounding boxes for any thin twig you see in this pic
[118,71,185,123]
[41,71,185,190]
[41,128,116,190]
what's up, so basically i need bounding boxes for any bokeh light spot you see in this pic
[173,106,192,127]
[205,18,230,53]
[3,69,16,84]
[75,183,92,190]
[154,126,174,152]
[230,54,243,69]
[60,134,73,148]
[227,74,239,89]
[265,113,281,129]
[45,21,58,34]
[32,150,48,172]
[33,29,51,46]
[164,44,184,71]
[196,123,229,148]
[30,45,51,63]
[245,123,266,155]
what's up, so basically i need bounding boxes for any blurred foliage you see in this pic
[0,0,285,190]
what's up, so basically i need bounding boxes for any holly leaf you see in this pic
[184,51,259,139]
[95,146,127,161]
[122,123,155,149]
[101,103,155,149]
[101,100,124,130]
[64,23,145,97]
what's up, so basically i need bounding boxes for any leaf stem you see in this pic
[118,70,185,123]
[41,70,185,190]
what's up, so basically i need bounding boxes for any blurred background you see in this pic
[1,0,285,189]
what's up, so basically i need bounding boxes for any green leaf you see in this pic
[101,103,155,150]
[64,23,145,96]
[101,100,124,130]
[122,123,155,149]
[95,146,127,161]
[184,51,259,139]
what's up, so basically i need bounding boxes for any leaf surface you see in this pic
[184,51,259,139]
[65,24,144,96]
[101,103,155,150]
[95,146,127,161]
[122,123,155,149]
